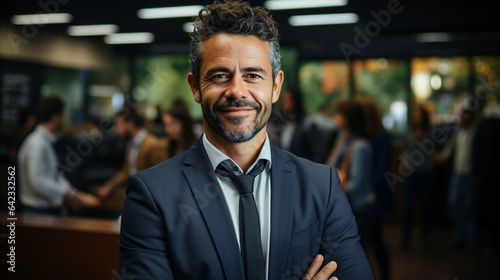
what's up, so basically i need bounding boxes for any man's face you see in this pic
[114,116,130,140]
[53,113,64,132]
[188,33,283,143]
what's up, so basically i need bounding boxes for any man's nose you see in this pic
[225,76,247,100]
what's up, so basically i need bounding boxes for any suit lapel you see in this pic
[268,145,296,279]
[182,139,244,279]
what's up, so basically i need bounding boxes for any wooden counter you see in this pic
[0,212,120,280]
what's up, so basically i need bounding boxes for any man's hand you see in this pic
[66,189,101,207]
[302,254,338,280]
[78,192,101,207]
[95,184,113,199]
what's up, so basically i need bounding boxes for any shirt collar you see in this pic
[203,133,272,174]
[36,125,57,143]
[130,128,148,148]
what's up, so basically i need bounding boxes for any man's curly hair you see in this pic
[189,1,281,87]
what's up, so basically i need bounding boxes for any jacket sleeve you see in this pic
[119,174,174,279]
[147,139,168,167]
[105,149,130,189]
[321,167,374,280]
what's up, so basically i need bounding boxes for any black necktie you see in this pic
[216,159,267,280]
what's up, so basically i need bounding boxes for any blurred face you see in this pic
[188,33,283,143]
[411,108,423,124]
[333,113,346,130]
[53,113,64,132]
[114,116,129,140]
[162,113,182,141]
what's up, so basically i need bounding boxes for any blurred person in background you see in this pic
[162,103,197,158]
[9,109,36,164]
[325,99,376,250]
[18,96,100,215]
[435,108,477,250]
[400,105,435,248]
[77,116,101,143]
[359,97,394,280]
[95,106,167,199]
[473,96,500,252]
[268,87,323,162]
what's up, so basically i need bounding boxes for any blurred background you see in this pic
[0,0,499,279]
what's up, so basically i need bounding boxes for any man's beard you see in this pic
[201,94,271,143]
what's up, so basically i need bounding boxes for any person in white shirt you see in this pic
[435,108,477,248]
[18,96,100,215]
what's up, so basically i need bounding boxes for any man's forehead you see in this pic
[200,34,271,70]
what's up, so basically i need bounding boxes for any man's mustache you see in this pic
[214,99,261,112]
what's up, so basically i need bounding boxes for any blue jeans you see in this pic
[448,174,477,244]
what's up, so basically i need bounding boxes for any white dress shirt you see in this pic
[128,128,148,176]
[18,125,71,208]
[442,127,475,175]
[203,133,272,279]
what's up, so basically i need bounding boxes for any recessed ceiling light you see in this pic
[265,0,347,10]
[104,32,155,44]
[67,24,119,36]
[11,13,72,25]
[289,13,358,26]
[138,5,204,19]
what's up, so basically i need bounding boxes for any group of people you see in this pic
[14,96,199,215]
[402,101,500,253]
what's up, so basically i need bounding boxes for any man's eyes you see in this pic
[245,74,262,80]
[209,73,262,83]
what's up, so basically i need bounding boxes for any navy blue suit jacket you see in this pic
[119,138,374,279]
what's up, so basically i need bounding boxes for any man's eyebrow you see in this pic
[243,67,269,77]
[204,66,269,77]
[204,67,231,77]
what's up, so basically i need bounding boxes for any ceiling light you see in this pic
[289,13,358,26]
[183,22,195,33]
[138,5,203,19]
[104,32,154,44]
[67,24,119,36]
[11,13,72,25]
[264,0,347,10]
[416,32,452,43]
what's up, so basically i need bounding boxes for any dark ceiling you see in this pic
[1,0,500,60]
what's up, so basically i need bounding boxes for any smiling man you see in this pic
[119,1,373,280]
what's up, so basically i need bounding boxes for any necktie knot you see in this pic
[216,159,267,195]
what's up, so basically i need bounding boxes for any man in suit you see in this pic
[95,107,167,198]
[119,1,374,279]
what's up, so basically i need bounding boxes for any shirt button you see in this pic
[233,166,238,171]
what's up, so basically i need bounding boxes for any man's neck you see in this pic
[204,124,267,173]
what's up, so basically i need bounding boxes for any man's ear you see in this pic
[187,73,201,104]
[272,70,284,104]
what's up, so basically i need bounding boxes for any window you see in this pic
[353,58,409,136]
[299,60,350,114]
[410,57,470,123]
